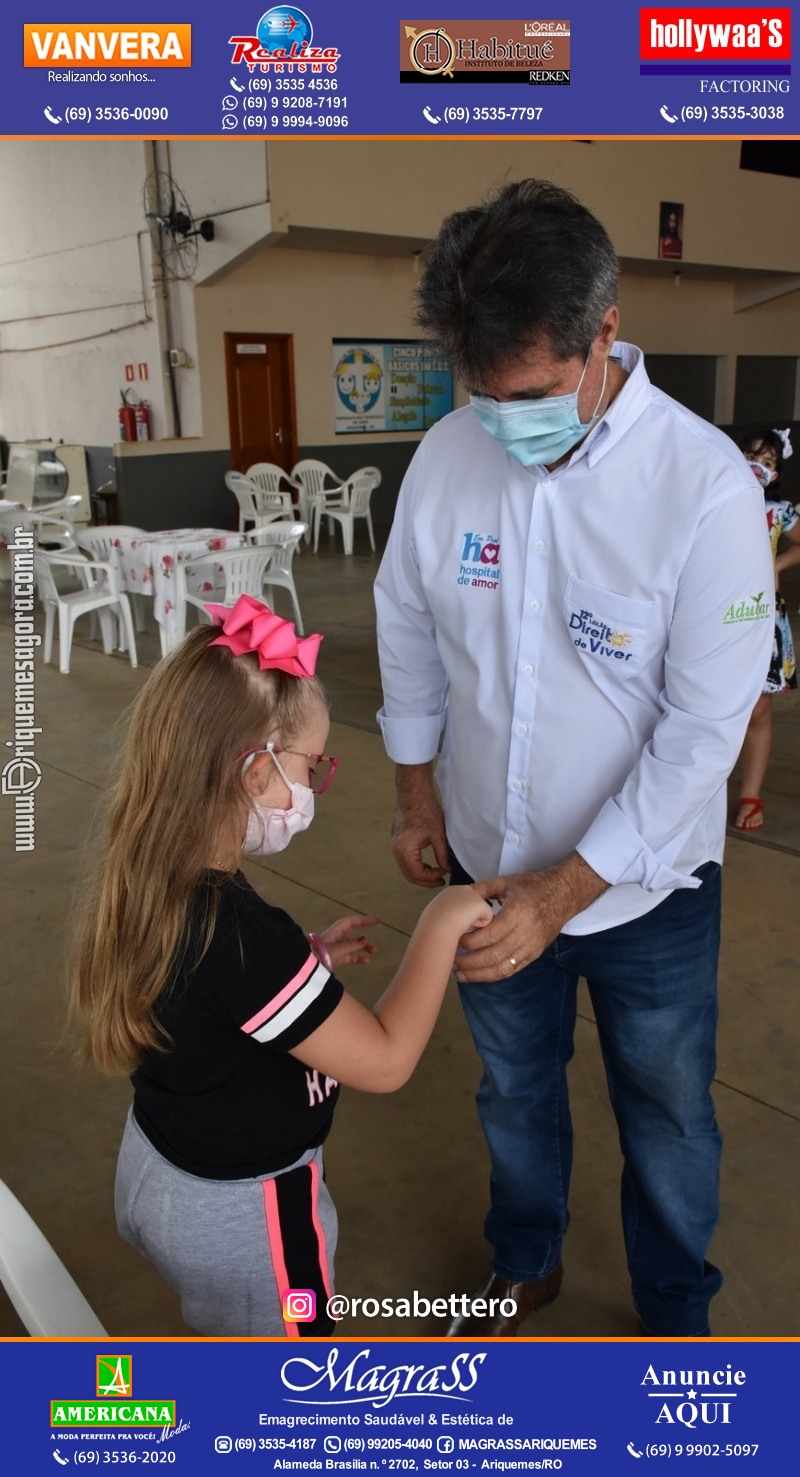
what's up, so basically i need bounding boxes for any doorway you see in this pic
[224,332,298,477]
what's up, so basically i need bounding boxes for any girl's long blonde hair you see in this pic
[69,624,325,1075]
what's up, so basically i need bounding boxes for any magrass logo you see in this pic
[50,1354,176,1429]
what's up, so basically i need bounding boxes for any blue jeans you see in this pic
[452,855,723,1336]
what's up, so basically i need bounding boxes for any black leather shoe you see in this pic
[446,1265,563,1336]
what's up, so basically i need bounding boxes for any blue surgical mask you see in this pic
[470,354,607,469]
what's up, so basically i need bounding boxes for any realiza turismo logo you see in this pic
[50,1354,177,1430]
[229,6,340,74]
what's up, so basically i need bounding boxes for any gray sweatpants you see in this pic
[115,1109,338,1336]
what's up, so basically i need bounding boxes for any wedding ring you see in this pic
[507,955,518,970]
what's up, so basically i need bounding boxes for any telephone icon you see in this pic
[660,105,678,123]
[44,106,63,125]
[53,1453,70,1467]
[626,1442,644,1459]
[423,106,441,125]
[229,76,245,92]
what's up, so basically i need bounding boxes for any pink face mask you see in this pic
[242,782,315,855]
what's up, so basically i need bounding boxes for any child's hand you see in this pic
[427,884,493,936]
[318,914,380,969]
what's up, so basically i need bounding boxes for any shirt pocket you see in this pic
[564,575,656,680]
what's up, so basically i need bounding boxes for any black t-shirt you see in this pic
[131,872,343,1179]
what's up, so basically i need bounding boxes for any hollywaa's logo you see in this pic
[229,6,340,73]
[642,1360,747,1428]
[458,531,500,590]
[281,1348,486,1410]
[50,1354,177,1431]
[639,8,791,62]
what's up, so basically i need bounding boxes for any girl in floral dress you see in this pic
[734,427,800,831]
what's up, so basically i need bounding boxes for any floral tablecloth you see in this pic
[106,528,247,651]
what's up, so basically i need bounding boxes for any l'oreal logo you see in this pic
[281,1349,487,1409]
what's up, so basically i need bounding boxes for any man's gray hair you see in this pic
[415,179,619,389]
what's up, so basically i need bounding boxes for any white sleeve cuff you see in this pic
[577,797,702,893]
[376,708,446,764]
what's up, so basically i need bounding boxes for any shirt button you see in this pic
[540,480,551,490]
[530,600,540,611]
[512,779,522,792]
[512,834,522,845]
[517,723,528,736]
[523,663,533,675]
[534,540,545,551]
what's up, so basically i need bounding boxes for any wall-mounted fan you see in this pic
[143,170,215,281]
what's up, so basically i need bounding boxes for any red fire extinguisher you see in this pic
[134,403,151,441]
[118,391,136,441]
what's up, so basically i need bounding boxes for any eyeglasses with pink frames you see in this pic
[233,740,339,795]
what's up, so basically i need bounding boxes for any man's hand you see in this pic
[454,854,609,983]
[391,762,449,888]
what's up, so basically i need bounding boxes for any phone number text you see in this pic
[443,107,544,123]
[64,107,169,121]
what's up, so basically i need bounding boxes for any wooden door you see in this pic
[224,333,298,475]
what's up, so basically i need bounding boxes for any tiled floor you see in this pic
[1,531,798,1338]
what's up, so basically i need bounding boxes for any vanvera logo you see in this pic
[281,1349,487,1409]
[722,592,772,624]
[23,24,192,66]
[639,8,791,61]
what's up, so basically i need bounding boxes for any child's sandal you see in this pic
[734,797,764,831]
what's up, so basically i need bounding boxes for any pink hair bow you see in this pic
[206,595,322,676]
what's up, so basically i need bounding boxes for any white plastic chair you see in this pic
[247,521,307,633]
[0,1178,107,1336]
[181,545,276,629]
[246,462,298,511]
[34,550,138,675]
[312,466,381,554]
[291,459,344,541]
[77,525,148,632]
[226,470,294,533]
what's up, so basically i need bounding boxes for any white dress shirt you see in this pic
[375,343,774,933]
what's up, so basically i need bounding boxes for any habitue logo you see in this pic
[23,23,191,66]
[639,8,791,61]
[50,1354,176,1430]
[400,19,571,85]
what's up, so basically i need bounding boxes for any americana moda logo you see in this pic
[400,19,571,84]
[50,1354,176,1429]
[458,531,501,590]
[722,590,772,624]
[641,1359,747,1429]
[229,6,340,74]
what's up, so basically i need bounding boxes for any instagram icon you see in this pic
[283,1289,317,1322]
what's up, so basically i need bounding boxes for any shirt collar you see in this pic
[567,342,651,472]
